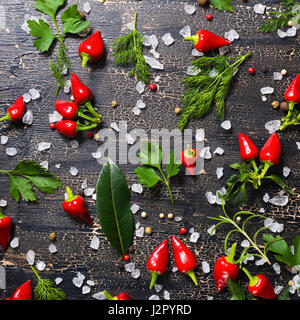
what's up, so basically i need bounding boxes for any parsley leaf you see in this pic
[34,0,66,20]
[134,167,162,188]
[61,5,90,36]
[210,0,234,12]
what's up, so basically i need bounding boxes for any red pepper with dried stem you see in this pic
[0,209,13,252]
[103,290,131,300]
[242,268,277,299]
[172,236,198,286]
[238,133,259,172]
[181,145,197,175]
[62,186,93,225]
[55,100,101,123]
[147,240,169,289]
[280,74,300,130]
[78,31,105,68]
[6,280,33,300]
[184,29,231,53]
[0,97,25,123]
[56,120,97,138]
[214,243,239,292]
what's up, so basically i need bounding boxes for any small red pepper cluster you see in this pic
[214,243,277,299]
[54,73,102,138]
[0,96,26,124]
[147,236,198,289]
[280,74,300,130]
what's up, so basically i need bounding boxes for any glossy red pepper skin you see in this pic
[62,187,93,225]
[243,268,277,299]
[0,211,13,252]
[184,29,231,53]
[103,290,131,300]
[56,120,78,137]
[78,31,104,67]
[172,236,198,286]
[147,240,169,289]
[284,74,300,104]
[71,73,93,106]
[259,133,281,166]
[11,280,33,300]
[238,133,259,162]
[0,97,25,123]
[55,100,78,120]
[213,243,239,292]
[181,145,197,175]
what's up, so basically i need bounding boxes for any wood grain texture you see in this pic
[0,0,299,300]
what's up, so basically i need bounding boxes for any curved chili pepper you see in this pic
[78,31,105,68]
[0,210,13,252]
[56,120,97,138]
[214,243,239,292]
[0,97,25,123]
[184,29,231,53]
[62,186,93,225]
[55,100,101,123]
[103,290,131,300]
[238,133,259,162]
[181,145,197,175]
[147,240,169,289]
[9,280,33,300]
[243,268,277,299]
[172,236,198,286]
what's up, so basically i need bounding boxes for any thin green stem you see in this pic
[77,111,101,123]
[52,18,67,52]
[158,166,174,205]
[30,265,41,281]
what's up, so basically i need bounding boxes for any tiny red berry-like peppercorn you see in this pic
[123,254,130,261]
[180,227,187,235]
[206,14,213,21]
[87,131,94,139]
[248,67,255,75]
[49,123,56,130]
[149,83,157,91]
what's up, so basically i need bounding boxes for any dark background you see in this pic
[0,0,299,300]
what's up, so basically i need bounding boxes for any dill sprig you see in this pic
[31,265,66,300]
[112,12,150,84]
[259,0,300,33]
[227,279,246,300]
[49,44,71,96]
[178,52,251,130]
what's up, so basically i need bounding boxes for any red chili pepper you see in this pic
[238,133,259,162]
[184,29,231,53]
[284,74,300,105]
[9,280,33,300]
[259,132,281,167]
[214,243,239,292]
[147,240,169,289]
[56,120,97,138]
[0,210,13,252]
[172,236,198,286]
[78,31,105,68]
[103,290,131,300]
[0,97,25,123]
[62,186,93,225]
[243,268,277,299]
[181,145,197,175]
[71,73,93,106]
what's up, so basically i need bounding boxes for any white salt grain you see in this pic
[55,277,63,285]
[144,55,164,70]
[283,166,291,177]
[29,88,40,100]
[49,244,57,254]
[277,29,287,38]
[10,237,19,248]
[83,2,91,13]
[202,261,210,273]
[154,284,163,293]
[184,4,196,15]
[36,260,46,271]
[135,227,144,238]
[69,167,78,176]
[190,232,200,243]
[0,199,7,207]
[260,87,274,95]
[195,128,205,142]
[131,183,143,193]
[263,193,270,203]
[92,150,102,159]
[64,80,71,93]
[265,120,281,134]
[199,146,211,159]
[49,111,63,123]
[254,3,266,14]
[269,195,288,206]
[162,33,174,46]
[241,240,250,248]
[131,204,140,214]
[163,290,170,300]
[214,147,224,155]
[136,81,145,94]
[149,295,160,300]
[0,135,8,145]
[207,225,216,236]
[216,167,223,179]
[273,72,283,80]
[221,120,231,130]
[38,142,51,152]
[82,285,91,294]
[287,27,297,37]
[131,268,141,279]
[92,291,106,300]
[192,48,204,57]
[90,235,100,250]
[22,110,33,125]
[125,262,135,273]
[26,250,35,265]
[6,148,17,156]
[70,140,79,149]
[84,188,95,197]
[22,93,32,103]
[187,65,201,76]
[273,263,281,274]
[179,25,191,38]
[110,122,120,132]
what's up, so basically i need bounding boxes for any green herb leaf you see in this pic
[278,286,291,300]
[27,19,56,52]
[96,159,134,254]
[138,141,162,169]
[61,4,90,36]
[210,0,234,12]
[265,174,295,195]
[34,0,65,20]
[227,279,246,300]
[134,166,162,187]
[166,151,181,180]
[9,176,36,202]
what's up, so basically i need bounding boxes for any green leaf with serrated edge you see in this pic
[61,5,90,35]
[9,175,20,202]
[34,0,65,20]
[27,19,56,52]
[13,160,49,176]
[9,176,36,202]
[166,151,181,180]
[137,141,162,169]
[25,175,62,194]
[134,166,162,188]
[96,159,134,254]
[210,0,234,12]
[265,174,295,195]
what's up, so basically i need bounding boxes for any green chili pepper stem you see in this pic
[77,111,101,123]
[65,186,77,202]
[242,267,258,287]
[187,270,198,286]
[76,123,98,132]
[103,290,117,300]
[149,272,158,290]
[0,209,5,219]
[85,101,102,120]
[184,145,195,158]
[225,242,237,264]
[0,113,11,122]
[184,34,199,46]
[80,52,91,68]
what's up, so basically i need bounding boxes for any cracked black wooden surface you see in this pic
[0,0,299,300]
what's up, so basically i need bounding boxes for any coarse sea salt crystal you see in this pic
[149,34,158,49]
[255,258,267,266]
[219,46,229,56]
[10,237,19,248]
[283,166,291,177]
[90,235,100,250]
[136,99,146,109]
[202,261,210,273]
[127,21,134,30]
[40,161,49,170]
[214,147,224,155]
[262,95,267,102]
[149,48,160,59]
[126,133,135,145]
[64,80,71,93]
[131,203,140,214]
[132,107,141,115]
[273,72,283,80]
[49,244,57,254]
[0,135,8,145]
[132,183,143,193]
[254,3,266,14]
[154,284,163,293]
[187,65,201,76]
[55,163,61,169]
[135,226,144,238]
[179,25,191,38]
[84,188,95,197]
[287,27,297,37]
[22,110,33,125]
[6,147,17,156]
[221,120,231,130]
[144,55,164,70]
[207,225,215,236]
[110,122,120,132]
[49,111,63,123]
[206,191,216,204]
[0,199,7,207]
[143,35,151,47]
[29,88,40,100]
[154,75,160,82]
[200,146,211,159]
[195,128,205,141]
[87,280,95,286]
[241,240,250,248]
[265,119,281,134]
[22,93,32,103]
[162,33,174,46]
[72,273,85,288]
[125,262,135,273]
[81,178,88,189]
[55,277,63,285]
[224,29,239,42]
[260,87,274,95]
[263,193,270,202]
[273,263,281,274]
[82,285,91,295]
[136,81,145,94]
[36,260,46,271]
[38,142,51,152]
[190,232,200,243]
[297,141,300,150]
[92,150,102,159]
[274,285,283,294]
[131,268,141,279]
[149,295,160,300]
[26,250,35,265]
[269,195,288,206]
[216,167,223,179]
[277,29,287,38]
[164,290,170,300]
[92,291,106,300]
[264,217,274,227]
[192,48,204,57]
[69,167,78,176]
[184,4,196,15]
[83,2,91,13]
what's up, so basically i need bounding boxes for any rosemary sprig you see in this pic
[112,12,150,84]
[259,0,300,33]
[178,52,251,130]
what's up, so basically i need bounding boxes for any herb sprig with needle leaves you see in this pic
[27,0,90,95]
[259,0,300,33]
[112,12,150,84]
[179,52,251,130]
